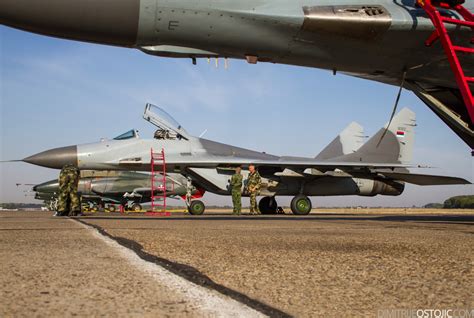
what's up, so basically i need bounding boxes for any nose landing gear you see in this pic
[188,200,205,215]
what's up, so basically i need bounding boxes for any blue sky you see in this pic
[1,26,472,207]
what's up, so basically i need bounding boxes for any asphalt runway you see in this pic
[1,211,473,317]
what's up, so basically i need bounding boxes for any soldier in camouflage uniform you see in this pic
[230,166,243,215]
[246,164,261,215]
[56,164,81,216]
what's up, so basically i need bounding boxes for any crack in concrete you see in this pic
[74,218,292,318]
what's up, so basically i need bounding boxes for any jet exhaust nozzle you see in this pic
[23,145,78,169]
[0,0,140,47]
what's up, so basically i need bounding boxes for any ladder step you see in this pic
[453,46,474,53]
[151,148,167,214]
[425,30,439,46]
[418,1,474,124]
[441,16,474,28]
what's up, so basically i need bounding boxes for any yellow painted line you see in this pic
[126,209,187,213]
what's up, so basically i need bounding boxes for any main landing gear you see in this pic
[259,195,312,215]
[259,196,278,214]
[290,195,312,215]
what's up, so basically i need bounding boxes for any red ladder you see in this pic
[147,148,170,216]
[417,0,474,123]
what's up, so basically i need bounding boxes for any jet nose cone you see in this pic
[33,180,59,193]
[0,0,140,46]
[24,145,78,169]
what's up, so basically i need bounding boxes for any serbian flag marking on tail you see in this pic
[396,130,405,138]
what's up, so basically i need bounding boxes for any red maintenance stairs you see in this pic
[417,0,474,123]
[148,148,171,216]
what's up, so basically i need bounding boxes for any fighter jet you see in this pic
[33,170,205,213]
[1,0,473,147]
[22,104,470,215]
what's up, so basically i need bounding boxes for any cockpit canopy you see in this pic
[113,129,139,140]
[143,103,190,140]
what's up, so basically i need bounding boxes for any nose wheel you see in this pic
[188,200,205,215]
[131,203,142,212]
[290,195,312,215]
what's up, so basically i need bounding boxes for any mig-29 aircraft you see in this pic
[22,104,470,215]
[1,0,473,147]
[33,170,205,213]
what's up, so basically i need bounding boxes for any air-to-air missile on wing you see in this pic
[1,0,473,148]
[22,104,470,215]
[33,170,205,214]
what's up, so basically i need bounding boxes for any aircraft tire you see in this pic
[131,203,142,212]
[290,195,312,215]
[188,200,205,215]
[259,196,278,214]
[108,205,116,212]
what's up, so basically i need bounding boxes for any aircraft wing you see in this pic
[376,172,471,185]
[178,157,410,170]
[186,159,470,194]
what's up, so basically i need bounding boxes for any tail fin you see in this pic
[315,122,365,160]
[335,108,416,164]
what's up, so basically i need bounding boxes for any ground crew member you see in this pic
[246,164,261,215]
[56,164,81,216]
[230,166,243,215]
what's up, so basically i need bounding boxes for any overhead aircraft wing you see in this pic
[140,45,218,58]
[405,81,474,149]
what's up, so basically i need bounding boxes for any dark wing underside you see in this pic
[377,171,471,185]
[406,81,474,149]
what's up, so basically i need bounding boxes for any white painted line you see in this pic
[74,220,266,318]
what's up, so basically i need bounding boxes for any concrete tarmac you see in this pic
[0,211,263,317]
[1,211,473,317]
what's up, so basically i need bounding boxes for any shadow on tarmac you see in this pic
[75,213,474,225]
